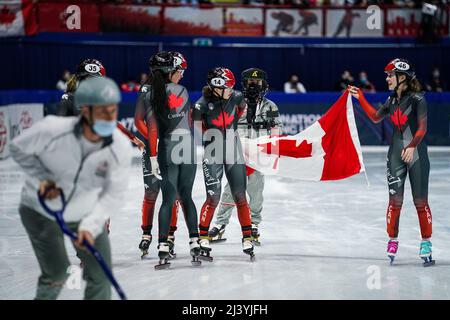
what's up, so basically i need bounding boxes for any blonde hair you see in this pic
[65,75,78,93]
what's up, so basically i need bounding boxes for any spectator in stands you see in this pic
[121,78,140,92]
[334,70,355,91]
[56,70,72,91]
[284,74,307,93]
[358,71,376,93]
[139,72,148,86]
[426,67,445,92]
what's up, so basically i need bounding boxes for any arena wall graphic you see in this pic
[0,104,44,159]
[2,91,446,147]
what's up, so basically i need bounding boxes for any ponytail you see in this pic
[408,78,422,93]
[65,74,78,93]
[151,70,169,117]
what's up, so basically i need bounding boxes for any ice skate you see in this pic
[154,242,171,270]
[387,239,398,265]
[139,234,152,259]
[419,240,435,267]
[198,237,213,262]
[209,224,227,243]
[189,237,202,267]
[168,235,176,260]
[251,224,261,246]
[242,237,255,262]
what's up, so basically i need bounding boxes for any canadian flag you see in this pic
[0,0,37,37]
[241,90,365,181]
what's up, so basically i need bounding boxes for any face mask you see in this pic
[93,120,116,137]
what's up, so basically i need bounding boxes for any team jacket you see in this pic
[10,116,132,238]
[236,97,282,139]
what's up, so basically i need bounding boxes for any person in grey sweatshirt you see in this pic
[10,77,132,300]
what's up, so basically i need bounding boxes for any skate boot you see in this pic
[251,224,261,246]
[419,240,435,267]
[139,234,152,259]
[154,242,171,270]
[198,236,213,262]
[387,239,398,265]
[242,237,255,261]
[209,224,227,243]
[168,235,176,260]
[189,237,202,267]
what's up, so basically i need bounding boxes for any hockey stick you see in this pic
[37,188,127,300]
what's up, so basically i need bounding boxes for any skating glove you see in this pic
[150,156,162,180]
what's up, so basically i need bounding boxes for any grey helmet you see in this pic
[75,76,121,109]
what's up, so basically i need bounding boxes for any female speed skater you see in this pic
[134,52,188,259]
[59,58,144,152]
[192,67,255,261]
[134,51,201,270]
[57,58,143,250]
[349,58,434,267]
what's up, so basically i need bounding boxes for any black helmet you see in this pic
[207,67,236,89]
[149,51,176,74]
[76,58,106,80]
[384,58,416,79]
[241,68,268,102]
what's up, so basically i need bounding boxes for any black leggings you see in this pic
[158,163,198,242]
[386,143,432,239]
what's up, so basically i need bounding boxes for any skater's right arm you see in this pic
[348,86,388,124]
[57,93,75,116]
[192,99,207,136]
[10,117,57,182]
[134,86,150,138]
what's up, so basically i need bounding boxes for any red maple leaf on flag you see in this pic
[390,108,408,129]
[168,93,184,110]
[258,139,313,158]
[211,112,234,128]
[0,5,16,25]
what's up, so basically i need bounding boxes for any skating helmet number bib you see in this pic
[211,78,225,87]
[85,64,100,74]
[394,61,409,71]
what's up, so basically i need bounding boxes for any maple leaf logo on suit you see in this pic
[390,108,408,129]
[168,93,184,110]
[211,112,234,128]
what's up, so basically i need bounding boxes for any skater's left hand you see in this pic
[401,147,415,164]
[75,230,95,250]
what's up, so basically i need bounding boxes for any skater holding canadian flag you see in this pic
[349,58,434,267]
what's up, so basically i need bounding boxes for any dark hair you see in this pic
[408,78,422,93]
[150,70,169,116]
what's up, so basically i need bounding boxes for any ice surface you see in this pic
[1,148,450,300]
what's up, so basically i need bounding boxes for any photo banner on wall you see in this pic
[385,9,421,37]
[163,7,223,35]
[224,8,263,36]
[265,9,322,37]
[326,9,383,37]
[100,5,161,34]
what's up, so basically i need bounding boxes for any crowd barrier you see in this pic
[1,91,449,152]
